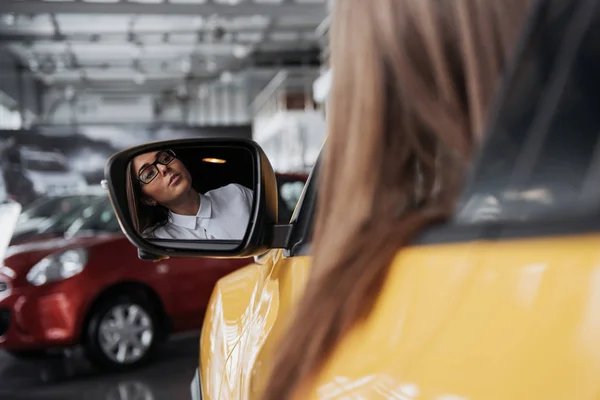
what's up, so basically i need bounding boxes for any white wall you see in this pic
[254,110,326,173]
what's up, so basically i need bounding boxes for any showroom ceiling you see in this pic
[0,0,327,94]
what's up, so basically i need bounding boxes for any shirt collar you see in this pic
[168,192,212,229]
[197,193,212,219]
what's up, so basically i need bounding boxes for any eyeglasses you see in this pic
[137,149,176,184]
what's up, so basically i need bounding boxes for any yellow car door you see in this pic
[199,163,319,400]
[294,1,600,397]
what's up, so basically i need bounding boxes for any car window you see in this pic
[280,181,305,212]
[38,196,106,233]
[66,197,121,235]
[454,0,600,225]
[286,157,321,256]
[277,176,307,224]
[19,195,96,222]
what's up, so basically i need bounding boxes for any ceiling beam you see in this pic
[0,1,326,18]
[0,28,317,44]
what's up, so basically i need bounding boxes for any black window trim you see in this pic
[284,154,320,258]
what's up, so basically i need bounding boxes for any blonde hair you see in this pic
[261,0,532,399]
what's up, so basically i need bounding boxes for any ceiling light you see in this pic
[134,72,146,85]
[131,44,143,58]
[220,71,234,84]
[43,75,55,85]
[29,59,39,72]
[2,14,16,26]
[65,85,75,101]
[181,58,191,73]
[192,16,204,28]
[177,85,188,97]
[232,45,249,59]
[198,86,209,99]
[55,58,65,71]
[202,158,226,164]
[206,60,218,72]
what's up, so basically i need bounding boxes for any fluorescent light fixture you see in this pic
[202,158,226,164]
[220,71,234,84]
[233,44,249,59]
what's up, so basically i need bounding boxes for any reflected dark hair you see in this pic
[126,162,169,237]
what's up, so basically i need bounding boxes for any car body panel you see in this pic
[292,234,600,399]
[200,250,311,400]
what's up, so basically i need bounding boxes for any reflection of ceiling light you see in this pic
[134,72,146,85]
[220,71,234,84]
[233,45,249,59]
[203,158,226,164]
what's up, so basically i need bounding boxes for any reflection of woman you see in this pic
[261,0,531,399]
[127,149,253,240]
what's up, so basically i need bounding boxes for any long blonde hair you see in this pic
[262,0,532,398]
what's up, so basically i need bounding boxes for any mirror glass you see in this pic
[126,145,255,249]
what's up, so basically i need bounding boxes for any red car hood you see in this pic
[3,233,122,279]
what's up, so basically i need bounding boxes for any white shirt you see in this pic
[145,183,253,240]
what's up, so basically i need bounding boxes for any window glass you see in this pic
[66,197,121,235]
[276,177,307,224]
[455,0,600,224]
[280,181,306,212]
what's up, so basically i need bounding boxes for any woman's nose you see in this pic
[157,164,169,174]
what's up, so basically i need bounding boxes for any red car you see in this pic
[0,172,307,370]
[0,195,251,370]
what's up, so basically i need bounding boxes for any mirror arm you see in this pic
[138,249,170,262]
[269,224,294,248]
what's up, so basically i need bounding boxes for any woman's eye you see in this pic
[161,155,173,163]
[141,169,156,181]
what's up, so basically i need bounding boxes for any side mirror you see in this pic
[104,138,283,259]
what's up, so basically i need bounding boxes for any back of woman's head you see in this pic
[262,0,532,398]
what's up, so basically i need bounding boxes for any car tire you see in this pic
[83,293,160,371]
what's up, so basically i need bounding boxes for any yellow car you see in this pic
[105,1,600,399]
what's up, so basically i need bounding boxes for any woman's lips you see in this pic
[168,173,181,186]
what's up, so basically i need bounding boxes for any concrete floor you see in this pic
[0,334,199,400]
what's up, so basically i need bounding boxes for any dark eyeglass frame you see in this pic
[137,149,176,185]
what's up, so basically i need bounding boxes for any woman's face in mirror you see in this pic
[133,150,193,206]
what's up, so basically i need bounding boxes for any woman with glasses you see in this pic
[126,149,253,240]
